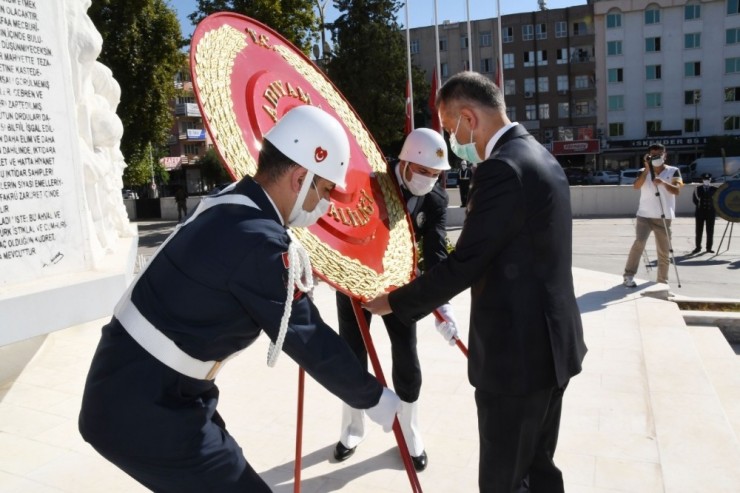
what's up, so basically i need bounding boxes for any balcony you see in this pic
[179,129,207,141]
[175,103,202,117]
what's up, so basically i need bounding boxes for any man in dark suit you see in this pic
[691,172,717,254]
[365,71,587,492]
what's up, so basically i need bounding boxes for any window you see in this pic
[609,122,624,136]
[480,31,492,47]
[184,144,200,155]
[728,28,740,45]
[646,121,662,134]
[685,89,701,104]
[726,57,740,73]
[539,104,550,119]
[504,79,516,95]
[556,48,568,64]
[502,26,513,43]
[573,21,587,35]
[525,104,537,120]
[506,107,516,121]
[608,68,623,83]
[645,37,661,52]
[524,78,536,93]
[480,58,493,73]
[574,100,592,116]
[537,50,548,65]
[555,21,567,38]
[685,33,701,49]
[460,34,469,49]
[524,51,535,67]
[646,92,662,108]
[607,41,623,56]
[725,116,740,130]
[538,76,549,92]
[557,75,568,91]
[503,53,515,69]
[463,59,470,71]
[176,96,195,104]
[646,65,661,80]
[645,7,661,25]
[536,23,547,40]
[608,95,624,111]
[685,119,701,133]
[441,62,449,78]
[725,87,740,101]
[685,61,701,76]
[729,0,740,15]
[558,102,569,118]
[685,3,701,20]
[180,121,197,132]
[607,12,622,28]
[522,24,534,41]
[410,40,419,54]
[439,37,448,52]
[574,75,590,89]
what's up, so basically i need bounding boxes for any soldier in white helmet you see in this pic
[79,106,401,492]
[333,127,461,471]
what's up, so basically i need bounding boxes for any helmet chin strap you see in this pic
[288,170,315,223]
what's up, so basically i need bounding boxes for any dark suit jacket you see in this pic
[389,124,587,395]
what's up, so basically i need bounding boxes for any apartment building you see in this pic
[408,2,598,168]
[594,0,740,170]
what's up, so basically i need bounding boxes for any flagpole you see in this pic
[405,1,414,131]
[466,0,472,71]
[497,0,504,88]
[433,0,441,133]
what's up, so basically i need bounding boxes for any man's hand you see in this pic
[365,387,401,432]
[363,293,392,315]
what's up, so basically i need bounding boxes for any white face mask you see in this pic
[402,162,438,196]
[288,175,329,228]
[703,180,711,186]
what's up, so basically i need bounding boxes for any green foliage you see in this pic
[197,148,232,189]
[188,0,319,53]
[88,0,186,187]
[327,0,409,151]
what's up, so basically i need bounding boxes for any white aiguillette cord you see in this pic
[267,228,315,367]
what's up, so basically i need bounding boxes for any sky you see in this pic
[167,0,588,41]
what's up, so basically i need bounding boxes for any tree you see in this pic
[197,148,231,190]
[327,0,411,152]
[88,0,185,188]
[188,0,318,54]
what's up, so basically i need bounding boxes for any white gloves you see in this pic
[435,303,460,346]
[365,387,401,432]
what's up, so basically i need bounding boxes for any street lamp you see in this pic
[693,90,700,160]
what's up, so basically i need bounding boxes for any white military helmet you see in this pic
[264,105,350,189]
[398,127,450,170]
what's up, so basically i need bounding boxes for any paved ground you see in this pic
[2,198,740,492]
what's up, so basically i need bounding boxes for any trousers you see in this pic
[624,215,672,283]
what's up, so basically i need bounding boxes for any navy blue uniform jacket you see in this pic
[79,177,382,458]
[389,125,587,395]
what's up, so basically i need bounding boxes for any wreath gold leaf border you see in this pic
[194,24,414,298]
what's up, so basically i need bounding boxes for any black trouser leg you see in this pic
[695,215,704,249]
[706,214,715,249]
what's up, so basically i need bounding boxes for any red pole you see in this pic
[350,298,423,493]
[294,367,305,493]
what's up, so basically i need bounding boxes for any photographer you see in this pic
[622,144,683,288]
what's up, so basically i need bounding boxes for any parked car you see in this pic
[619,169,642,185]
[122,189,138,199]
[563,167,590,185]
[589,170,619,185]
[444,170,459,188]
[711,171,740,184]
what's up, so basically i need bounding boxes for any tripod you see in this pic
[647,158,682,288]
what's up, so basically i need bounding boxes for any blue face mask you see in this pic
[449,116,482,164]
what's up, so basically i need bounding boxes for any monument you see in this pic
[0,0,137,365]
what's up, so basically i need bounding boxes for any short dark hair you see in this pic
[255,139,298,184]
[436,71,505,112]
[647,143,665,153]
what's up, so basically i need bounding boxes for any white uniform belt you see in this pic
[117,300,230,381]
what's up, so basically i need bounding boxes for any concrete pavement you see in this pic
[1,208,740,492]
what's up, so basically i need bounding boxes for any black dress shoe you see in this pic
[411,450,428,471]
[333,441,356,462]
[706,249,715,253]
[691,247,701,254]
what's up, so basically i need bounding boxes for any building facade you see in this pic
[594,0,740,172]
[408,2,598,168]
